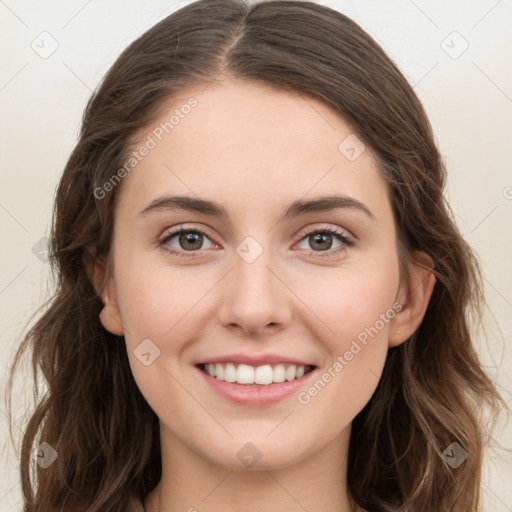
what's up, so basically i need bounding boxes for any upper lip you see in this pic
[196,353,315,367]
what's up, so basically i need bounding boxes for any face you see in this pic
[97,77,431,471]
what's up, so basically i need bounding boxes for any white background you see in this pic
[1,0,511,509]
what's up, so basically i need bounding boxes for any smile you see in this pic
[197,362,316,386]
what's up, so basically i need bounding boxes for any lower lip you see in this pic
[196,365,317,406]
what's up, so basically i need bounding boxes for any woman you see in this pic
[7,0,507,510]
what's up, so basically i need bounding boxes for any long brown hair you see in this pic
[6,0,507,510]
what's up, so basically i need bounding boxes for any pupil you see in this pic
[311,233,332,251]
[180,232,202,251]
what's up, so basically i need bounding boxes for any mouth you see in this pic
[196,362,316,386]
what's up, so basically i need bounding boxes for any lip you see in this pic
[195,364,318,407]
[196,353,315,367]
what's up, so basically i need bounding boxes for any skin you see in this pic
[93,77,435,512]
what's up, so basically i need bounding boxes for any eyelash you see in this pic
[158,224,355,259]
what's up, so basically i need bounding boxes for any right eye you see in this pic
[158,226,217,257]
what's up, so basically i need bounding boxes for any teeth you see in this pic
[255,365,273,385]
[237,364,254,384]
[202,362,311,385]
[285,365,296,381]
[273,364,286,383]
[224,362,237,382]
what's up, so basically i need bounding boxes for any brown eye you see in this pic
[295,226,355,258]
[160,227,215,257]
[177,231,204,251]
[308,232,335,251]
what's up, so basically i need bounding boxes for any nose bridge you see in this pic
[219,235,291,334]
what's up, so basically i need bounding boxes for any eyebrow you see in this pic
[138,194,375,221]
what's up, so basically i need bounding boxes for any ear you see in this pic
[89,257,125,336]
[388,251,436,348]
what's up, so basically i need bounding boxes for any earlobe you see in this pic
[389,251,436,348]
[89,258,125,336]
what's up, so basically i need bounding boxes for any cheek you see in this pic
[115,261,212,344]
[292,285,397,441]
[114,265,215,417]
[298,252,400,403]
[301,252,400,350]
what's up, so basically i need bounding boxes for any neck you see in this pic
[144,423,361,512]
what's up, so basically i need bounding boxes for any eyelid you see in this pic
[158,222,355,257]
[295,223,354,243]
[158,224,220,246]
[159,223,354,243]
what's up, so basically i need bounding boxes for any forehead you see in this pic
[116,77,391,223]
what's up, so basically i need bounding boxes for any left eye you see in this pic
[296,229,352,253]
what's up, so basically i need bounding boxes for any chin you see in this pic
[199,438,312,472]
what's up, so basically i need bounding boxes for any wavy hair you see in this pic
[6,0,507,510]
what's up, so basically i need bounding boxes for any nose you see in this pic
[217,244,293,337]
